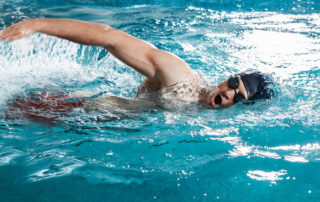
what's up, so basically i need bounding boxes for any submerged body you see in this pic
[84,76,210,112]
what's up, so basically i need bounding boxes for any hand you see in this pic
[0,19,38,42]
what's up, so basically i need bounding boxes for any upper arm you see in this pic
[0,18,191,86]
[103,27,192,86]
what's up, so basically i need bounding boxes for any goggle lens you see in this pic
[228,76,245,103]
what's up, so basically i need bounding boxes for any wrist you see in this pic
[31,18,45,32]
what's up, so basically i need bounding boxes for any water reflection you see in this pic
[247,169,287,183]
[0,5,319,201]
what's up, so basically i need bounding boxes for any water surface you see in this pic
[0,0,320,201]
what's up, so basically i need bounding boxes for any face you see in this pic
[207,76,248,108]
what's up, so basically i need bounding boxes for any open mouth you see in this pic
[214,95,222,105]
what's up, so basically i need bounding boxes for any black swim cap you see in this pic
[238,71,275,103]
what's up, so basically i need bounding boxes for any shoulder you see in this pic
[148,49,198,86]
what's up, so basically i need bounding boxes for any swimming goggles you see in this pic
[228,76,245,103]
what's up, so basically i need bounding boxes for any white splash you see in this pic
[247,169,287,183]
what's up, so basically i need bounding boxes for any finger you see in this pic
[0,29,8,38]
[0,27,15,39]
[0,26,14,36]
[1,28,22,40]
[0,32,9,40]
[0,31,13,40]
[4,33,23,42]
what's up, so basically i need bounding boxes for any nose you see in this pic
[221,89,235,106]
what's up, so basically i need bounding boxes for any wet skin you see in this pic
[205,76,248,108]
[0,19,248,108]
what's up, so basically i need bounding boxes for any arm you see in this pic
[0,18,193,86]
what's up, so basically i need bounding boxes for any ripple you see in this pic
[0,3,320,201]
[82,168,144,185]
[28,159,85,182]
[0,149,23,166]
[247,169,287,183]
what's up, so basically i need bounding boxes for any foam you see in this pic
[0,33,139,108]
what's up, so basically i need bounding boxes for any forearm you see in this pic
[33,18,112,47]
[0,18,191,86]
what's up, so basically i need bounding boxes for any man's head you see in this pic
[208,71,275,108]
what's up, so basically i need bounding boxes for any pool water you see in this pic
[0,0,320,201]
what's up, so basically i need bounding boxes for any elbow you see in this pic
[100,25,117,49]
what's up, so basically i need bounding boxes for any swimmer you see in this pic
[0,18,274,109]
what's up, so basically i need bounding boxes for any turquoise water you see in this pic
[1,0,320,201]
